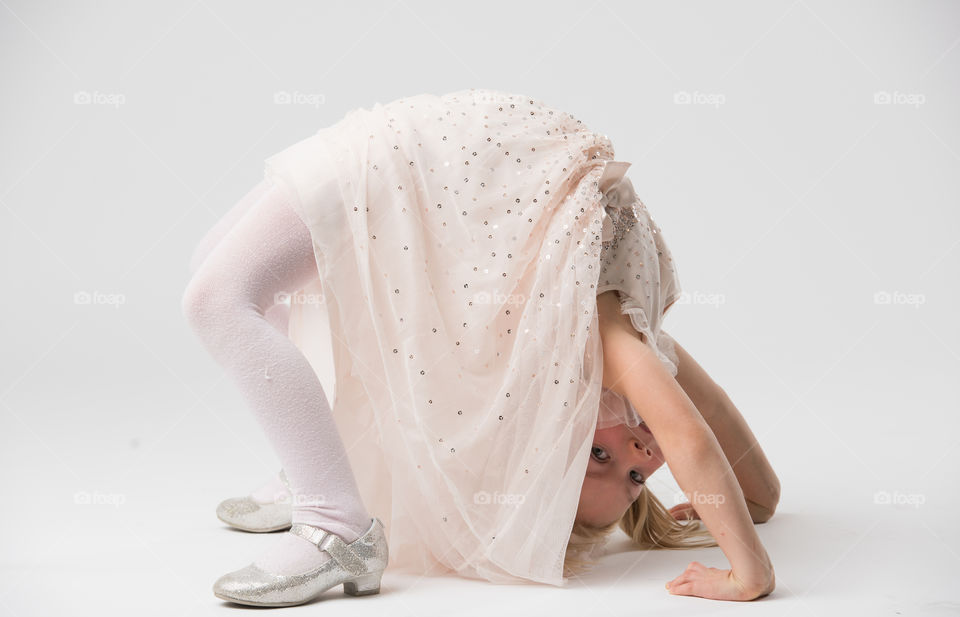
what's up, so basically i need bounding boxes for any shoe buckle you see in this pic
[289,523,367,576]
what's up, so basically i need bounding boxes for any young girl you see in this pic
[183,88,778,607]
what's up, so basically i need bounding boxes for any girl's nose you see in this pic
[631,438,653,458]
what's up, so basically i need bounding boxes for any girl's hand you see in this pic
[665,561,774,601]
[668,501,700,521]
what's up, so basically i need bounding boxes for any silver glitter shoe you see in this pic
[215,469,293,533]
[212,517,389,607]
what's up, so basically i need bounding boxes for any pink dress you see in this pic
[594,161,682,430]
[266,88,681,586]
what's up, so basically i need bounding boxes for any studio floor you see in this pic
[2,2,959,614]
[1,397,956,617]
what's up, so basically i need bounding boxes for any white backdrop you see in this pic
[1,1,957,615]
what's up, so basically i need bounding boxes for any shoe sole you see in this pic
[214,573,382,606]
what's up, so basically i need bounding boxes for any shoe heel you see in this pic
[343,571,382,596]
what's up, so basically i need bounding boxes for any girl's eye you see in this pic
[591,445,608,461]
[631,469,645,485]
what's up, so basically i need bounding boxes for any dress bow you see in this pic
[598,160,636,243]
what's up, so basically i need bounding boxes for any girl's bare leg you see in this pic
[181,180,370,574]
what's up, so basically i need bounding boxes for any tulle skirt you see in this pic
[267,88,681,585]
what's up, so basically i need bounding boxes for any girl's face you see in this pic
[576,420,666,528]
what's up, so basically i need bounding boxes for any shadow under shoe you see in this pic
[212,517,389,607]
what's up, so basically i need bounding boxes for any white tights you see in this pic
[182,178,370,573]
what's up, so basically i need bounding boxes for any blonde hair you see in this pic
[563,486,719,577]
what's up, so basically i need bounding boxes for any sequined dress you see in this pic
[265,88,682,586]
[594,161,682,430]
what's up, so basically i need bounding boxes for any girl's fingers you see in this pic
[669,503,699,520]
[667,561,710,591]
[667,563,722,598]
[668,562,699,586]
[667,581,694,595]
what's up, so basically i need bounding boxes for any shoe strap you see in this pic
[289,523,367,576]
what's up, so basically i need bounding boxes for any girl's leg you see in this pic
[187,178,271,275]
[188,180,293,509]
[187,179,291,334]
[189,180,292,507]
[247,468,291,504]
[181,180,370,574]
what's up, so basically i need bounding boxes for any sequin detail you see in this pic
[267,88,682,586]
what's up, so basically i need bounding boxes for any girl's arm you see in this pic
[668,341,780,524]
[596,292,774,601]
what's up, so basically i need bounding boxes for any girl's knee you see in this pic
[264,302,291,333]
[181,268,243,337]
[181,273,213,333]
